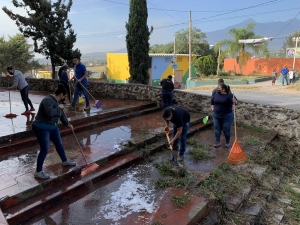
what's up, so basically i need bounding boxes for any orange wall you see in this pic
[224,58,300,75]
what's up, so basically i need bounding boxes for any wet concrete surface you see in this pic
[0,86,279,224]
[0,88,155,137]
[21,125,276,225]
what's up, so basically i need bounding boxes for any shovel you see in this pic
[165,131,180,166]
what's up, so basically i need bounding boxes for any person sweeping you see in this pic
[32,84,76,179]
[6,66,35,115]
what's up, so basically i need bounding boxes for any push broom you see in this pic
[4,89,18,118]
[227,94,248,165]
[74,77,102,109]
[61,109,99,176]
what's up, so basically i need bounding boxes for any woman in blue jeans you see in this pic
[32,84,76,179]
[211,84,237,148]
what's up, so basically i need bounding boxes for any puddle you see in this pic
[27,164,162,225]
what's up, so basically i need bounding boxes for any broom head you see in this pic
[227,140,248,165]
[4,113,18,118]
[95,100,102,109]
[81,163,99,176]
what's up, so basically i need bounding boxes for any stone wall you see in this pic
[1,77,299,139]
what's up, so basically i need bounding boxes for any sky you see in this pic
[0,0,299,56]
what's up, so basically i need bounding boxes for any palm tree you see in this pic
[217,23,270,74]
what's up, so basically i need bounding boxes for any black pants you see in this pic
[20,85,33,111]
[60,82,71,102]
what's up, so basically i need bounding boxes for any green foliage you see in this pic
[125,0,152,84]
[216,23,270,74]
[282,30,300,55]
[3,0,77,79]
[194,55,217,76]
[218,71,230,76]
[171,193,190,208]
[243,135,261,146]
[240,125,267,133]
[0,34,41,74]
[149,27,214,56]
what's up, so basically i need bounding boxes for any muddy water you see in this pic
[26,164,163,225]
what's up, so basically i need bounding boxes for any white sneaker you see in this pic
[61,159,76,166]
[34,171,50,179]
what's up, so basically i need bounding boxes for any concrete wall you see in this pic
[224,58,300,75]
[1,77,299,139]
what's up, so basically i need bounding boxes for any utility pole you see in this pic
[173,37,176,83]
[292,37,299,70]
[217,47,221,76]
[188,10,192,80]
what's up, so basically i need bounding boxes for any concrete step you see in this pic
[0,103,160,156]
[1,121,212,225]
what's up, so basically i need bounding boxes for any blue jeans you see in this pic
[161,92,172,109]
[173,122,190,156]
[212,112,234,144]
[20,85,33,111]
[71,82,90,107]
[32,124,67,172]
[282,75,288,85]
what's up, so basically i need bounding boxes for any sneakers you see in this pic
[214,142,220,148]
[177,156,184,161]
[30,108,35,111]
[34,171,50,179]
[225,143,231,148]
[84,105,90,110]
[61,159,76,166]
[21,111,31,115]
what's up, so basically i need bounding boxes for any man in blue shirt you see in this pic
[68,56,90,110]
[280,66,289,86]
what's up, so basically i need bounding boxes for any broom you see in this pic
[74,77,102,109]
[61,109,99,176]
[164,130,180,166]
[227,94,248,164]
[4,89,18,118]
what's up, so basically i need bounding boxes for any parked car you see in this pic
[174,80,182,89]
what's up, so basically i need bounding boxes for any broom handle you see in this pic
[73,77,97,102]
[233,94,237,140]
[61,109,89,165]
[165,132,173,150]
[9,90,12,114]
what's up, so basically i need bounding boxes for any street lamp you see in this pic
[292,37,300,70]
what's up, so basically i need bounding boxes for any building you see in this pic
[106,53,198,85]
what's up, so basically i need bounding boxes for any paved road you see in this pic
[185,80,300,110]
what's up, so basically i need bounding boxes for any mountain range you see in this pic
[37,18,299,63]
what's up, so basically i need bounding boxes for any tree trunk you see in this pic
[50,57,56,79]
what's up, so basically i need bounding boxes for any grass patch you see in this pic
[243,135,261,146]
[153,160,196,189]
[240,124,267,133]
[286,185,300,222]
[172,193,190,208]
[188,145,211,160]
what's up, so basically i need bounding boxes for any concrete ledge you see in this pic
[0,208,8,225]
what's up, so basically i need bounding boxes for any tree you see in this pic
[149,28,213,56]
[194,55,217,76]
[0,34,40,74]
[125,0,153,84]
[282,30,300,56]
[218,23,270,74]
[3,0,77,79]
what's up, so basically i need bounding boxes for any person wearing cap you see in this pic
[159,75,174,108]
[58,65,71,104]
[163,106,190,161]
[6,66,35,115]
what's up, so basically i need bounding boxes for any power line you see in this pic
[274,11,300,37]
[77,0,290,38]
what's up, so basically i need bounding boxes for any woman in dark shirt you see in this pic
[58,65,71,104]
[210,84,237,148]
